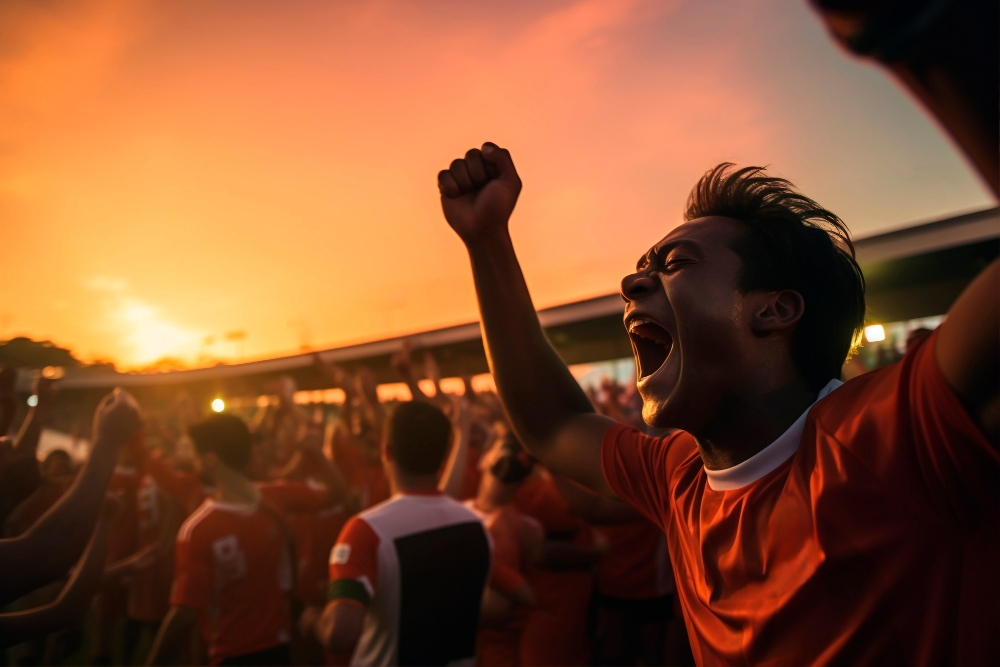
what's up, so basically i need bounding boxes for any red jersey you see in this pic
[107,466,140,563]
[128,452,209,623]
[171,481,328,664]
[466,502,541,597]
[601,332,1000,666]
[465,502,543,667]
[595,518,673,600]
[263,476,346,607]
[127,474,177,622]
[512,473,595,667]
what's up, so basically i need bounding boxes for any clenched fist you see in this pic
[438,143,522,245]
[92,388,143,447]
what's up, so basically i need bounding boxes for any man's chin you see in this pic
[640,394,677,430]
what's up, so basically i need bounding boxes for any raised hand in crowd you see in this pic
[0,389,142,605]
[0,495,120,647]
[390,339,432,403]
[438,394,475,498]
[0,372,59,527]
[0,365,17,436]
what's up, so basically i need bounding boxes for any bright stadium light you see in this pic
[864,324,886,343]
[27,395,38,407]
[211,398,225,413]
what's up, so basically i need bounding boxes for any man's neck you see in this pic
[213,466,260,505]
[390,470,440,496]
[695,379,817,471]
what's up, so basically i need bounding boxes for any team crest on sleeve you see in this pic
[331,544,351,565]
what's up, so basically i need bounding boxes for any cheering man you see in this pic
[436,142,998,666]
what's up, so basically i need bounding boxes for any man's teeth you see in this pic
[627,318,656,334]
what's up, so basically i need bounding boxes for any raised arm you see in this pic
[935,259,999,443]
[12,375,56,459]
[0,376,54,525]
[0,390,141,605]
[390,340,433,403]
[0,497,118,647]
[0,367,19,437]
[438,143,615,495]
[438,396,474,498]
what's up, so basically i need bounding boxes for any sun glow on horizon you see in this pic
[1,0,991,369]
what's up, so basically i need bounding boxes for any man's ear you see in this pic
[749,289,805,337]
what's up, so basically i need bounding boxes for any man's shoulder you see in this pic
[808,364,903,438]
[177,499,219,543]
[360,493,485,541]
[177,499,261,543]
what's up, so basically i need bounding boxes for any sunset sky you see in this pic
[1,0,994,369]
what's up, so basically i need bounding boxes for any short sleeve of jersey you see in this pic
[170,524,212,611]
[832,330,1000,521]
[259,480,330,514]
[328,516,380,605]
[601,425,693,530]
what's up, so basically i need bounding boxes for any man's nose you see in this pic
[620,272,658,301]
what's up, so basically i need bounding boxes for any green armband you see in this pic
[327,578,371,605]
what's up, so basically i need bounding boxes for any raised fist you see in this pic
[438,143,522,245]
[31,374,58,407]
[92,388,143,446]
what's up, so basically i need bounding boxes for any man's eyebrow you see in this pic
[652,239,702,255]
[636,239,702,269]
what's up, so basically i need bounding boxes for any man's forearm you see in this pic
[13,405,46,454]
[0,432,122,602]
[0,499,115,647]
[467,231,594,449]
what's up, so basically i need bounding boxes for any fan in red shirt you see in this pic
[146,413,346,666]
[549,472,680,666]
[436,131,998,666]
[512,468,607,667]
[464,433,543,667]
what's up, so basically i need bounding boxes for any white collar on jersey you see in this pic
[704,378,843,492]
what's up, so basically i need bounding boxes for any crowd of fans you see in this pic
[2,1,995,665]
[0,344,694,666]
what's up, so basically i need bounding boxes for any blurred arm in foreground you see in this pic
[0,390,142,604]
[812,0,998,197]
[0,496,119,647]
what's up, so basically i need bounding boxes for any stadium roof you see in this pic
[30,207,999,402]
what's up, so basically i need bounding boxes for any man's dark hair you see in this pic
[685,164,866,390]
[188,414,252,472]
[489,432,535,485]
[386,401,452,475]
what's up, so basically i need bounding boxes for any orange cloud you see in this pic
[0,0,990,368]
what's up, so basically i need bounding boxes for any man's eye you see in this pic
[663,257,691,271]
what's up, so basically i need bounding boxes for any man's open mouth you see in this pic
[627,318,673,380]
